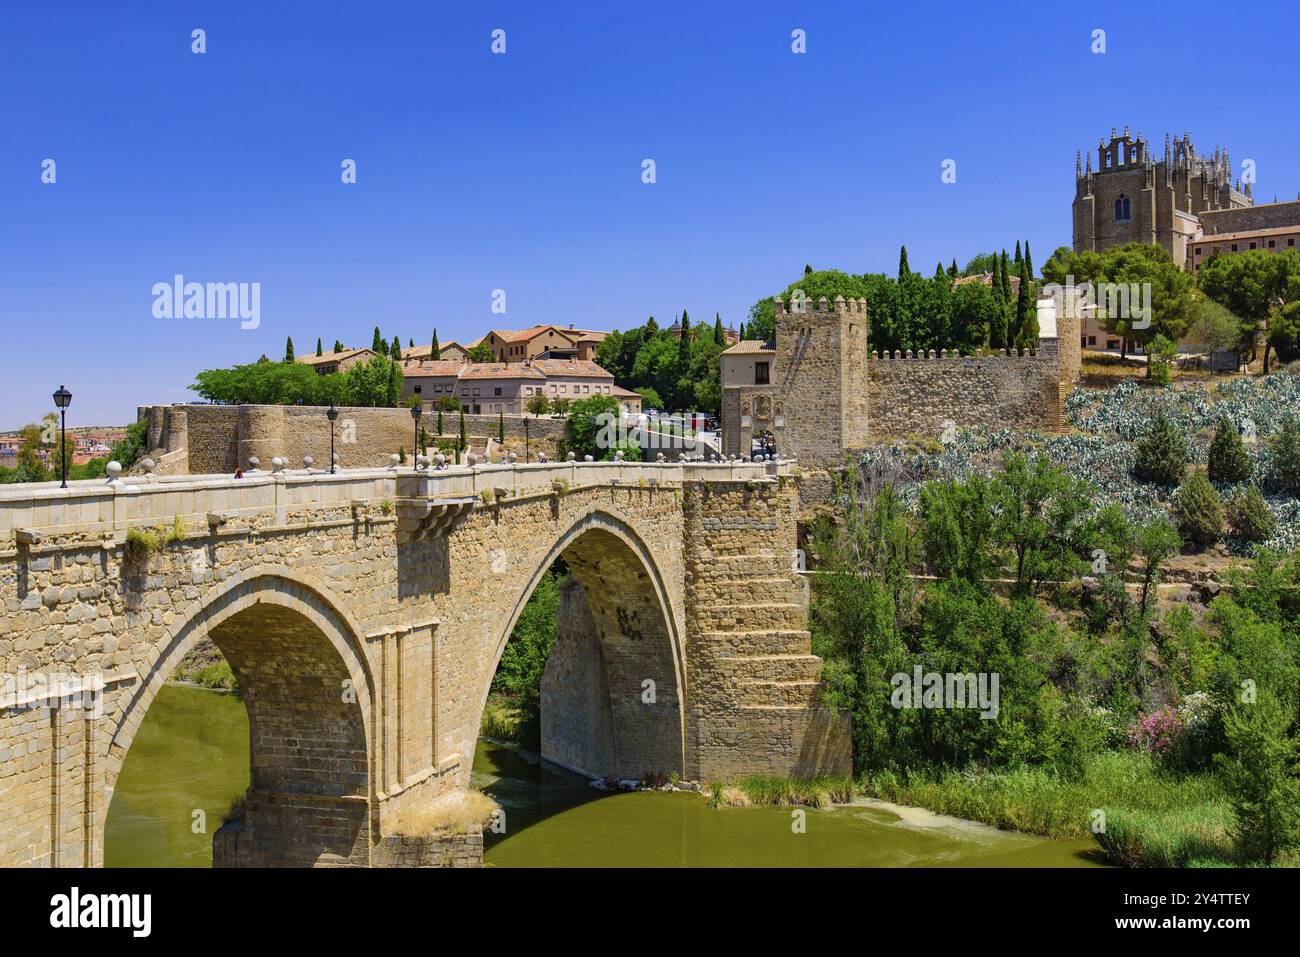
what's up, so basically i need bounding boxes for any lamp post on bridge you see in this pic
[524,417,530,463]
[327,403,338,474]
[52,385,72,488]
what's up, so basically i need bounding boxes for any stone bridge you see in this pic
[0,458,849,867]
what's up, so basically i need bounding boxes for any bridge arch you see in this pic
[105,567,377,867]
[478,507,686,779]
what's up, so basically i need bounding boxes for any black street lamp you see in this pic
[524,416,530,463]
[326,403,338,474]
[411,404,421,472]
[52,385,72,488]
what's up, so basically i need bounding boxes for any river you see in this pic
[104,684,1103,868]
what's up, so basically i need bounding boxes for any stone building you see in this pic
[402,357,620,415]
[721,295,1079,465]
[1072,128,1300,270]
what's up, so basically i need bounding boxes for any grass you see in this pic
[183,661,238,691]
[708,774,859,809]
[387,789,499,836]
[858,751,1238,866]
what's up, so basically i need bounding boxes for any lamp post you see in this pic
[524,416,530,463]
[52,385,71,488]
[326,403,338,474]
[411,404,421,472]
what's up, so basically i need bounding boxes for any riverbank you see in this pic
[708,752,1300,868]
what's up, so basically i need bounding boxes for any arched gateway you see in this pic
[0,460,850,867]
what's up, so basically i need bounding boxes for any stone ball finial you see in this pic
[434,452,446,468]
[656,452,665,462]
[567,451,576,461]
[508,451,518,463]
[583,455,594,462]
[271,457,285,472]
[248,456,260,470]
[466,452,478,466]
[613,449,624,461]
[141,457,157,473]
[106,461,122,480]
[332,452,339,465]
[389,453,401,467]
[537,452,547,463]
[303,455,314,468]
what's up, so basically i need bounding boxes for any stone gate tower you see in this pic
[723,295,870,466]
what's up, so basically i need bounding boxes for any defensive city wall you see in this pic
[724,295,1081,466]
[140,403,570,475]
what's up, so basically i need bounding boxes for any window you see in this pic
[1114,194,1131,222]
[414,385,422,394]
[1289,238,1296,247]
[755,361,770,385]
[1231,244,1238,251]
[1249,242,1257,250]
[494,387,502,396]
[461,388,469,396]
[1088,336,1097,346]
[472,387,480,396]
[1268,241,1276,248]
[473,405,480,415]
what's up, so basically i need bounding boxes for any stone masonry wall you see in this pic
[865,343,1063,439]
[539,578,617,777]
[139,404,567,474]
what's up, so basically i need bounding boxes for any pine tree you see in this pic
[714,313,724,346]
[284,337,295,362]
[431,328,440,360]
[1173,472,1224,549]
[804,264,813,275]
[391,336,402,361]
[1269,416,1300,495]
[333,340,344,353]
[372,326,384,355]
[1014,240,1022,265]
[316,337,323,357]
[948,259,959,278]
[1227,485,1275,542]
[935,261,946,278]
[899,245,910,278]
[1208,416,1252,483]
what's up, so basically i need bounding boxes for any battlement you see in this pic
[870,346,1048,361]
[773,295,868,317]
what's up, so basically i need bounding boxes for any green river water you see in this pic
[104,684,1104,868]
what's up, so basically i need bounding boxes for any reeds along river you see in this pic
[104,684,1104,868]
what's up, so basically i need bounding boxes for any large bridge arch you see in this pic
[475,507,687,779]
[104,567,377,867]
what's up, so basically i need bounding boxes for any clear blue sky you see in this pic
[2,0,1297,428]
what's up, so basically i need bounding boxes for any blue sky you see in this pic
[2,0,1298,427]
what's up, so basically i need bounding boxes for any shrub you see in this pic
[1213,696,1300,865]
[1172,472,1223,549]
[1148,334,1177,386]
[1268,415,1300,495]
[1226,485,1276,543]
[1133,409,1188,486]
[1207,415,1252,484]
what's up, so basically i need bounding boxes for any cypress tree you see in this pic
[284,337,295,362]
[316,337,323,357]
[333,340,344,353]
[804,264,813,275]
[899,245,910,278]
[679,310,691,363]
[372,326,384,355]
[714,313,724,346]
[948,259,959,277]
[437,410,444,436]
[1134,409,1189,486]
[739,321,747,341]
[1014,258,1034,349]
[1014,240,1022,265]
[989,278,1008,350]
[1173,472,1224,549]
[458,409,466,453]
[1024,240,1033,279]
[431,328,440,360]
[1208,416,1252,483]
[935,261,946,278]
[498,412,504,443]
[409,338,414,347]
[391,335,402,361]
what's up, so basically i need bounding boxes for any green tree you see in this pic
[1172,472,1224,550]
[284,337,295,363]
[333,340,344,353]
[1023,240,1033,279]
[1267,415,1300,495]
[431,328,441,359]
[1199,249,1300,368]
[1147,333,1177,385]
[1133,409,1188,486]
[391,336,402,361]
[561,395,620,460]
[316,337,323,357]
[678,309,691,365]
[1188,298,1244,357]
[525,394,550,417]
[898,245,910,278]
[372,326,385,355]
[1136,518,1181,617]
[1095,243,1195,369]
[634,386,663,410]
[1214,694,1300,865]
[713,313,724,346]
[498,412,505,443]
[1269,299,1300,366]
[1012,257,1037,350]
[467,342,494,363]
[1227,485,1276,543]
[1208,415,1252,483]
[458,409,466,453]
